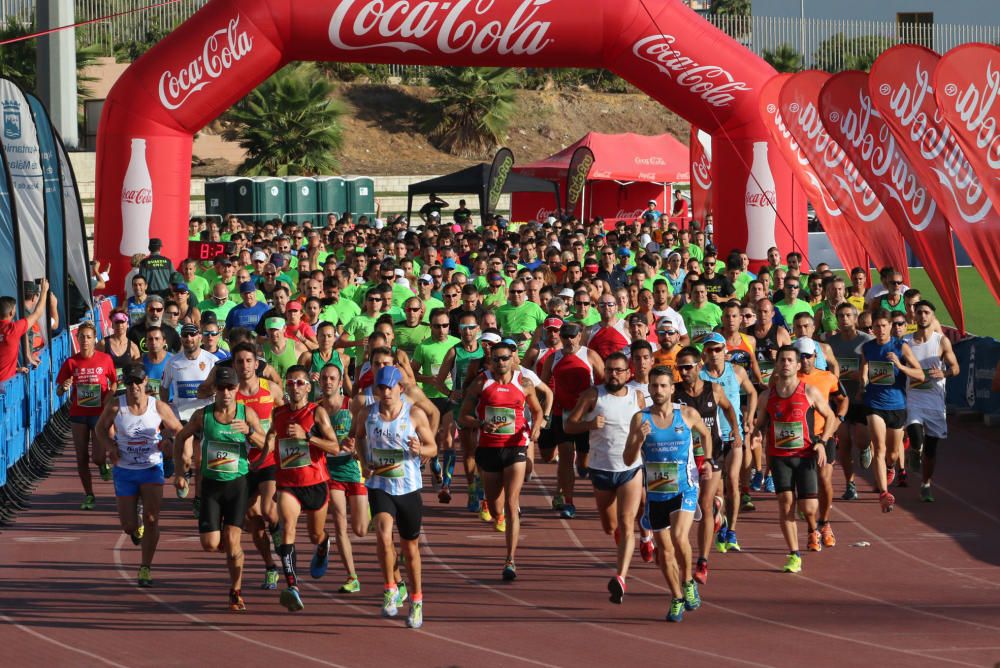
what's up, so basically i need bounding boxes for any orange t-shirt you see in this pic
[652,345,682,382]
[798,368,841,434]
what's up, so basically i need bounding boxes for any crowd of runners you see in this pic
[49,204,958,624]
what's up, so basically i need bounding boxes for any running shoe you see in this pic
[382,589,399,617]
[880,490,895,513]
[280,586,304,612]
[860,446,873,469]
[639,538,655,563]
[80,494,96,511]
[176,481,189,499]
[99,463,112,482]
[764,474,775,493]
[897,469,909,488]
[310,535,331,579]
[666,598,685,622]
[395,581,409,607]
[262,567,280,590]
[478,500,493,522]
[407,600,424,629]
[438,486,452,504]
[229,590,246,612]
[725,529,741,553]
[693,559,709,585]
[608,575,625,604]
[339,576,361,593]
[841,480,858,501]
[503,562,517,582]
[820,523,836,548]
[749,469,764,492]
[885,466,896,487]
[551,492,565,511]
[495,515,506,533]
[192,497,201,520]
[783,553,802,573]
[740,493,755,512]
[683,580,701,610]
[137,565,153,587]
[715,527,729,554]
[560,503,576,520]
[130,525,144,546]
[920,484,935,503]
[807,530,822,552]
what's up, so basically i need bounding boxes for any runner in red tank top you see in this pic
[260,365,341,612]
[753,346,837,574]
[539,322,605,519]
[232,342,285,590]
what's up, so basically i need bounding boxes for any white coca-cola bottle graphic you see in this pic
[120,138,153,256]
[744,141,777,261]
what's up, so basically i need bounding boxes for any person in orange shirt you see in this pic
[652,319,683,382]
[794,338,848,552]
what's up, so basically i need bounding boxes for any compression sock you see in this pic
[442,450,457,487]
[277,543,297,587]
[429,455,441,475]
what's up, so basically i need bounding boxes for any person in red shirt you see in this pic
[283,301,317,350]
[0,279,49,383]
[56,320,118,510]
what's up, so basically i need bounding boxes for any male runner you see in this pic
[623,367,711,620]
[461,343,543,580]
[353,366,437,628]
[586,294,632,359]
[753,346,838,573]
[564,352,644,602]
[174,366,266,610]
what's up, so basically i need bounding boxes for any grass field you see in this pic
[869,267,998,337]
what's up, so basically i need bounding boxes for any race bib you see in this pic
[692,434,705,458]
[691,326,712,343]
[372,447,404,478]
[77,383,101,408]
[147,378,161,395]
[837,357,859,379]
[758,361,774,384]
[868,361,895,386]
[911,368,935,390]
[206,441,240,474]
[644,461,679,494]
[485,406,516,435]
[774,421,804,450]
[278,438,310,469]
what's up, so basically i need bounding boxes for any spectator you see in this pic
[0,279,49,383]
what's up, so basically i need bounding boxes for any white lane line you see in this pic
[0,613,131,668]
[932,483,1000,525]
[112,535,351,668]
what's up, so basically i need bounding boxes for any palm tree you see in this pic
[223,63,344,176]
[426,67,518,159]
[763,44,803,73]
[0,18,100,99]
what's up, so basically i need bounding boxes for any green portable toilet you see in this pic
[204,177,233,218]
[285,176,318,224]
[345,176,375,219]
[252,176,286,222]
[230,177,256,219]
[315,176,348,224]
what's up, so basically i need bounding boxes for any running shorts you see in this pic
[589,466,641,492]
[368,488,422,540]
[279,481,330,511]
[866,407,906,430]
[769,456,818,498]
[475,446,528,473]
[538,414,590,454]
[644,490,697,531]
[199,476,249,533]
[329,479,368,496]
[113,464,164,497]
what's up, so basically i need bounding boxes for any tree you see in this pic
[709,0,751,16]
[425,67,518,159]
[0,18,100,99]
[762,44,803,73]
[222,63,344,176]
[814,33,897,73]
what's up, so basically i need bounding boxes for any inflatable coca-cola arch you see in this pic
[96,0,807,283]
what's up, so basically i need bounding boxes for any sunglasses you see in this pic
[704,346,725,354]
[607,367,630,374]
[216,384,238,391]
[575,301,591,306]
[285,379,310,387]
[405,307,421,312]
[510,289,525,294]
[459,323,479,330]
[148,306,164,312]
[166,311,180,317]
[676,363,697,371]
[657,330,677,336]
[492,355,512,362]
[598,302,616,308]
[182,332,199,338]
[367,297,383,302]
[264,272,276,277]
[125,378,146,385]
[892,321,907,326]
[202,330,219,336]
[889,281,902,286]
[800,353,815,359]
[786,284,800,289]
[432,323,450,329]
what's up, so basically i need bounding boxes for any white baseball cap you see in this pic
[792,337,818,356]
[418,274,434,284]
[252,251,268,262]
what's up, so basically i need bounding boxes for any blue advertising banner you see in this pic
[0,149,20,313]
[946,337,1000,415]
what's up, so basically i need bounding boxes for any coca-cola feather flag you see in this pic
[759,74,868,273]
[871,45,1000,308]
[778,71,909,280]
[819,71,964,332]
[689,126,712,224]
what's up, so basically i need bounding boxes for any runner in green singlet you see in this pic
[262,318,306,380]
[299,322,349,400]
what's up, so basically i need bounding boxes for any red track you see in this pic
[2,417,999,668]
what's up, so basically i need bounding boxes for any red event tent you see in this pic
[512,132,690,226]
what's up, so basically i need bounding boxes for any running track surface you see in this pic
[2,418,999,668]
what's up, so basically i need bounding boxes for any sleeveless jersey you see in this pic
[142,354,169,397]
[264,340,299,380]
[826,331,873,401]
[237,379,276,468]
[200,403,249,482]
[587,320,631,360]
[105,338,134,386]
[753,323,782,385]
[626,379,650,405]
[766,382,813,458]
[862,338,907,410]
[724,332,755,376]
[700,363,742,440]
[452,343,485,394]
[551,347,595,415]
[113,395,163,469]
[309,349,343,400]
[326,395,362,483]
[587,386,641,472]
[365,399,422,495]
[639,408,697,501]
[798,369,841,436]
[673,382,720,463]
[905,332,946,405]
[652,345,682,382]
[271,402,330,487]
[477,371,529,449]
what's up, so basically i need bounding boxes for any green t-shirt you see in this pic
[396,324,431,356]
[318,305,340,328]
[676,244,703,262]
[495,301,547,355]
[263,340,300,380]
[328,297,361,326]
[343,313,379,363]
[200,404,249,482]
[197,297,236,325]
[184,275,211,304]
[483,288,508,311]
[569,309,601,328]
[813,301,839,336]
[413,336,460,399]
[775,298,814,327]
[419,296,445,323]
[679,302,723,343]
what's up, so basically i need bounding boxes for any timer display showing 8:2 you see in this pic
[188,241,227,260]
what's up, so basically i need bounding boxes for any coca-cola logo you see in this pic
[764,98,840,217]
[632,34,752,109]
[877,61,991,224]
[158,16,254,111]
[832,88,936,231]
[534,207,557,222]
[634,156,666,165]
[691,152,712,190]
[122,188,152,204]
[745,190,776,208]
[943,63,1000,171]
[328,0,555,56]
[614,208,646,220]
